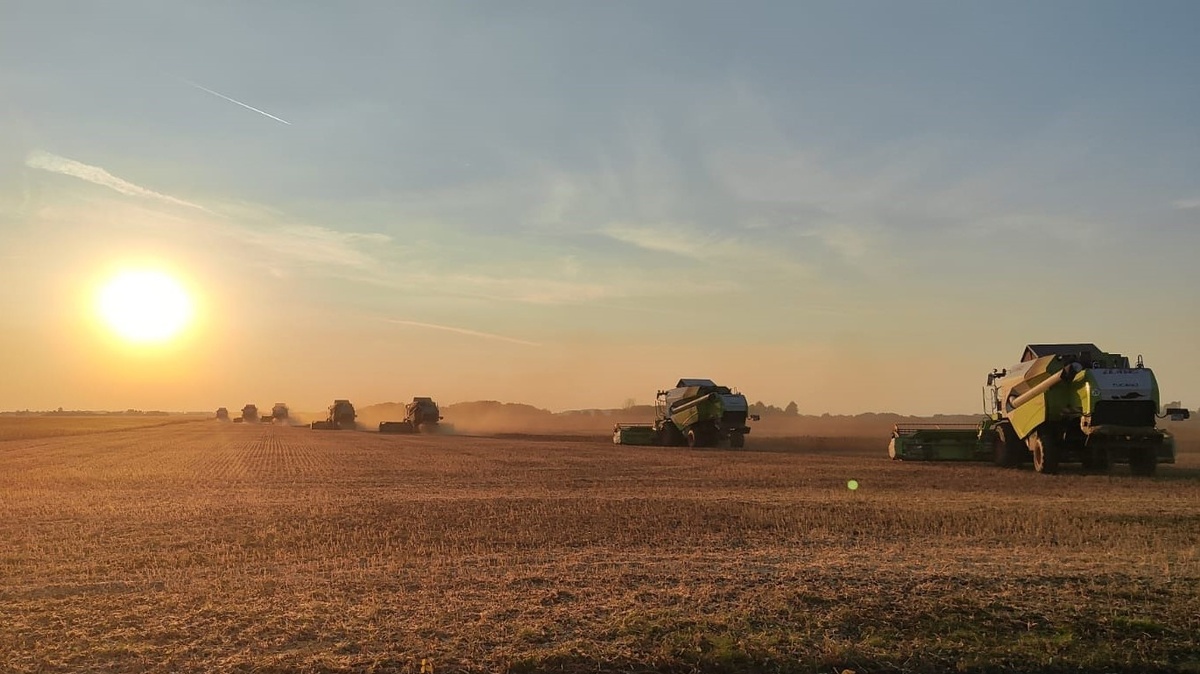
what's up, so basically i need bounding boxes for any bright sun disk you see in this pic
[97,270,194,343]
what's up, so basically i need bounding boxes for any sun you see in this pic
[96,270,195,344]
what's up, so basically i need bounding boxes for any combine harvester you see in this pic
[614,379,758,448]
[311,399,357,430]
[889,343,1190,475]
[236,404,259,424]
[379,397,445,433]
[260,403,289,424]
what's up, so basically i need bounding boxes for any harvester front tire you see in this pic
[1129,447,1157,477]
[1028,430,1060,475]
[660,422,685,447]
[729,432,745,449]
[686,429,700,448]
[993,424,1023,468]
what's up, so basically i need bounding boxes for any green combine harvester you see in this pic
[614,378,759,448]
[889,344,1190,475]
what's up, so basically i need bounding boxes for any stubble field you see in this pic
[1,420,1198,673]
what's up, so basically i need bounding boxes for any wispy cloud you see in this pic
[603,223,735,261]
[384,319,542,347]
[441,273,626,305]
[1173,198,1200,210]
[601,222,810,279]
[181,79,292,125]
[25,150,211,212]
[232,223,391,269]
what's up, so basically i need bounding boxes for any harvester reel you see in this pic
[378,421,415,434]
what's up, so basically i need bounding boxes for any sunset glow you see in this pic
[96,270,194,344]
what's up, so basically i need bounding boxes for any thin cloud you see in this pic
[602,223,733,261]
[231,224,391,269]
[384,319,542,347]
[25,150,210,212]
[182,79,292,125]
[1173,198,1200,210]
[602,222,810,278]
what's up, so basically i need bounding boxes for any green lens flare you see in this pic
[847,480,859,491]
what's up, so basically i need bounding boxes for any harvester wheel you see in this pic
[993,424,1023,468]
[686,428,701,448]
[660,422,685,447]
[1129,447,1157,477]
[729,432,745,449]
[1028,430,1060,475]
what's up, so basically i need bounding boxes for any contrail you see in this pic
[182,79,292,125]
[25,149,211,212]
[384,319,542,347]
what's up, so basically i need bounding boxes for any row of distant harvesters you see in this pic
[218,398,445,433]
[213,381,760,448]
[308,397,447,433]
[215,403,290,424]
[209,342,1189,476]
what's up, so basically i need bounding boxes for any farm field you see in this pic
[1,422,1198,673]
[0,415,205,441]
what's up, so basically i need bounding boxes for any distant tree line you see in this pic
[749,401,800,417]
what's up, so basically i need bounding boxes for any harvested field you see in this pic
[0,415,205,442]
[1,422,1198,673]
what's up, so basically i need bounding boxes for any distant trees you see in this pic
[749,401,801,417]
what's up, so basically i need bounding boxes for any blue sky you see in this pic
[2,1,1198,413]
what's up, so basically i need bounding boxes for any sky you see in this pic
[2,1,1199,415]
